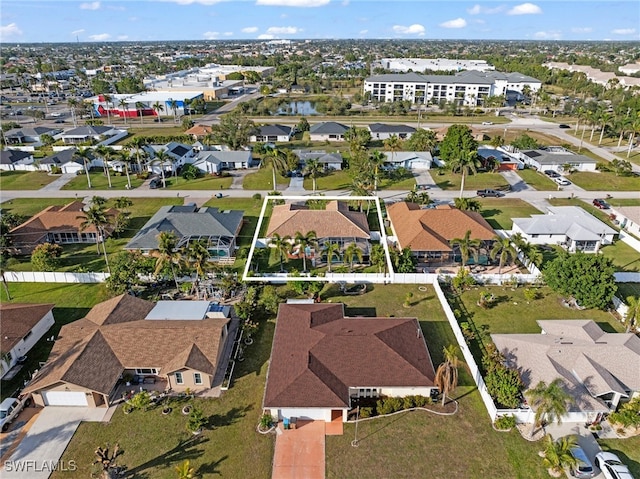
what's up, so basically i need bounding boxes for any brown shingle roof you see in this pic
[266,201,370,239]
[0,303,54,354]
[388,202,495,251]
[185,124,213,136]
[24,294,229,395]
[264,303,435,408]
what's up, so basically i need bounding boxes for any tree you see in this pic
[73,148,94,189]
[344,126,371,150]
[263,148,288,190]
[294,230,317,272]
[296,117,310,132]
[490,236,517,274]
[383,134,403,166]
[153,231,183,290]
[95,145,113,189]
[40,133,55,147]
[102,93,113,125]
[610,158,632,176]
[210,110,256,150]
[304,158,322,192]
[391,247,416,273]
[541,435,578,476]
[105,251,148,295]
[169,99,178,123]
[483,350,524,409]
[31,243,63,271]
[129,136,147,173]
[270,233,291,273]
[526,378,574,438]
[135,101,145,125]
[542,252,617,310]
[322,242,341,272]
[434,345,460,406]
[439,124,478,164]
[78,204,112,273]
[93,444,124,479]
[369,150,386,191]
[454,197,482,212]
[624,296,639,333]
[343,242,363,272]
[152,101,164,121]
[152,149,170,187]
[449,150,480,198]
[185,239,211,285]
[118,98,128,125]
[510,133,539,150]
[450,230,481,269]
[175,460,195,479]
[405,128,437,152]
[370,243,386,273]
[489,135,505,148]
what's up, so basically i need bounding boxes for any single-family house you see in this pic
[23,294,232,407]
[309,122,349,142]
[191,150,253,174]
[184,124,213,141]
[250,124,294,143]
[9,201,117,253]
[368,123,416,140]
[266,201,371,261]
[435,125,486,142]
[511,206,617,253]
[0,149,36,171]
[263,303,436,422]
[0,303,55,379]
[144,142,195,174]
[294,150,343,171]
[519,147,597,172]
[3,126,62,146]
[492,320,640,423]
[612,206,640,237]
[39,148,86,174]
[383,151,432,170]
[126,204,243,260]
[60,125,119,145]
[387,203,496,265]
[477,147,523,171]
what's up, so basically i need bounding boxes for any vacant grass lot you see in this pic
[243,165,289,190]
[568,171,640,191]
[164,175,233,190]
[434,171,510,191]
[0,170,58,190]
[478,198,542,230]
[61,171,145,190]
[608,198,640,207]
[516,168,557,190]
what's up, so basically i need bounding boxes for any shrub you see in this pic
[485,366,524,409]
[403,396,416,409]
[259,413,273,429]
[494,415,516,430]
[377,397,403,415]
[609,397,640,429]
[359,407,373,418]
[252,193,262,201]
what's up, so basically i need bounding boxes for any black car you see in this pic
[558,124,571,129]
[544,170,560,178]
[476,189,505,198]
[149,178,161,189]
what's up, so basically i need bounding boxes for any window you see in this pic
[175,372,183,384]
[194,373,202,385]
[135,368,158,375]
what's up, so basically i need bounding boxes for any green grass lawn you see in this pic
[52,318,276,479]
[120,126,186,139]
[303,169,353,190]
[607,198,640,207]
[479,198,542,230]
[598,436,640,477]
[600,241,640,272]
[243,165,289,190]
[516,168,558,190]
[0,170,58,190]
[0,283,109,400]
[164,175,233,190]
[61,171,145,190]
[567,171,640,191]
[434,171,510,191]
[0,197,71,218]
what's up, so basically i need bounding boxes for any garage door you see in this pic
[42,391,88,406]
[278,408,328,421]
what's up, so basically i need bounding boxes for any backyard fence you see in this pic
[614,272,640,282]
[3,271,109,283]
[619,230,640,254]
[612,296,629,321]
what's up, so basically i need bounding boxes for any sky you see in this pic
[1,0,639,43]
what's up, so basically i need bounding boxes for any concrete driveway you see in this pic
[546,422,606,479]
[3,407,108,479]
[272,420,325,479]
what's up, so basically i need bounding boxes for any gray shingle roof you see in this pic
[0,149,32,165]
[309,122,349,135]
[368,123,417,134]
[40,148,79,165]
[62,125,112,136]
[256,124,292,136]
[193,150,251,165]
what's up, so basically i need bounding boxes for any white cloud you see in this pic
[533,30,561,40]
[611,28,636,35]
[224,31,233,36]
[342,0,350,5]
[89,33,111,41]
[359,29,368,35]
[440,18,467,29]
[507,3,542,15]
[242,26,259,33]
[203,31,220,39]
[392,24,425,35]
[117,35,129,40]
[80,1,101,10]
[467,4,504,15]
[0,23,23,40]
[266,26,299,34]
[257,33,275,39]
[571,27,592,34]
[467,4,481,14]
[71,29,85,35]
[162,0,225,4]
[256,0,330,7]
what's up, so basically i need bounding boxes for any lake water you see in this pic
[276,101,318,116]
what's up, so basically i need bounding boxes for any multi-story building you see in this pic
[379,58,495,73]
[363,71,541,107]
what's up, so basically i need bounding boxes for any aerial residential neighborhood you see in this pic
[1,2,639,479]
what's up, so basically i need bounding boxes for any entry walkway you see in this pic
[272,420,325,479]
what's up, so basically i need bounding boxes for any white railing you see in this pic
[615,272,640,282]
[2,271,109,283]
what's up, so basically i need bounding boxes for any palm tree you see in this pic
[526,378,574,438]
[118,98,129,125]
[490,236,517,275]
[454,197,481,212]
[153,149,170,188]
[303,158,322,192]
[370,243,386,273]
[322,242,341,272]
[152,101,164,122]
[102,93,112,125]
[129,136,147,173]
[369,149,386,191]
[154,231,182,290]
[343,242,363,272]
[598,111,612,145]
[118,149,133,190]
[175,459,195,479]
[263,148,288,191]
[114,196,132,212]
[624,296,639,333]
[73,148,94,189]
[383,134,402,166]
[95,145,113,189]
[186,239,211,295]
[541,435,578,476]
[78,203,112,273]
[135,101,145,125]
[434,344,460,406]
[628,117,640,159]
[449,150,480,198]
[294,230,317,272]
[0,255,12,300]
[450,230,481,269]
[270,233,291,273]
[169,99,178,123]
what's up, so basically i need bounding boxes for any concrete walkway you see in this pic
[272,420,325,479]
[39,173,74,191]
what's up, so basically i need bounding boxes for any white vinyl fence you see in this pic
[3,271,109,283]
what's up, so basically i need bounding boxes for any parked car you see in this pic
[481,121,493,125]
[559,124,571,129]
[149,178,161,189]
[595,452,634,479]
[544,170,560,178]
[593,199,610,209]
[569,445,595,478]
[554,177,571,186]
[476,189,505,197]
[0,397,26,432]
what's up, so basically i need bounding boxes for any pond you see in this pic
[276,101,318,116]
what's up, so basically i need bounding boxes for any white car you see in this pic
[554,177,571,186]
[595,452,635,479]
[481,121,493,125]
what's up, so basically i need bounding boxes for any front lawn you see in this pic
[600,241,640,272]
[597,437,640,477]
[303,169,353,190]
[433,171,510,191]
[164,174,233,190]
[567,171,640,191]
[516,168,558,190]
[478,198,542,230]
[52,318,276,479]
[0,197,71,218]
[243,165,288,190]
[0,170,58,190]
[61,171,145,190]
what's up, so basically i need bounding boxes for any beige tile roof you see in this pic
[264,303,435,408]
[184,124,213,136]
[388,202,495,252]
[24,294,229,395]
[266,201,370,239]
[0,303,55,354]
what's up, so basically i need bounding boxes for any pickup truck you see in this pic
[476,189,505,198]
[0,396,30,432]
